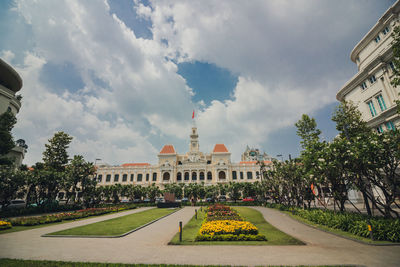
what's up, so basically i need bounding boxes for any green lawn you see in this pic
[283,211,398,245]
[169,207,304,245]
[48,208,177,236]
[0,259,354,267]
[0,207,145,235]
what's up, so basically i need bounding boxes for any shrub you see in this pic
[195,233,267,241]
[265,203,400,242]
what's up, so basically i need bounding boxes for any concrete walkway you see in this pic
[1,206,399,266]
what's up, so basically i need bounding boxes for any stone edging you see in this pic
[41,208,181,238]
[273,208,400,247]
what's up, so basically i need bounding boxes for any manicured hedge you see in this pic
[195,233,267,241]
[0,220,12,230]
[0,203,83,218]
[265,203,400,242]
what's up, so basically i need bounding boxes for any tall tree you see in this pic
[42,131,73,171]
[295,114,321,150]
[0,111,17,166]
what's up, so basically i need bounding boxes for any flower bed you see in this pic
[195,204,266,241]
[207,204,243,221]
[0,220,12,230]
[8,205,136,227]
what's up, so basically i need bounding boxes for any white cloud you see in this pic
[5,0,391,165]
[11,0,194,165]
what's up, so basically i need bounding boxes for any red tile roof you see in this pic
[213,144,229,153]
[121,163,150,167]
[239,161,272,165]
[159,145,176,154]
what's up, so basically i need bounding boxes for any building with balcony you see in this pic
[0,58,25,166]
[336,1,400,132]
[96,125,272,188]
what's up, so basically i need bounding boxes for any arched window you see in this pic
[152,173,157,181]
[122,174,127,182]
[199,172,205,180]
[247,172,253,179]
[207,171,212,180]
[163,172,170,181]
[218,171,226,179]
[184,172,190,181]
[114,174,119,182]
[137,174,143,182]
[256,171,260,179]
[177,172,182,181]
[192,172,197,180]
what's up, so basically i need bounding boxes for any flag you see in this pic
[311,183,317,196]
[192,110,195,119]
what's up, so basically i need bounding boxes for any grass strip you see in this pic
[283,211,399,245]
[0,258,354,267]
[48,208,177,236]
[169,207,303,245]
[0,208,141,235]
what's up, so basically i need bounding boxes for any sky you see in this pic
[0,0,396,166]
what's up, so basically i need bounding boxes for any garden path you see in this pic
[0,206,399,267]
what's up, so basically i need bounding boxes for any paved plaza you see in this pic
[1,207,399,267]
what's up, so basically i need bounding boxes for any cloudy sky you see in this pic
[0,0,396,166]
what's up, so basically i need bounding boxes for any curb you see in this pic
[42,208,181,238]
[268,207,400,247]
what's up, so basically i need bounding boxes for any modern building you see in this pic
[96,125,272,188]
[336,1,400,132]
[0,58,25,166]
[0,58,22,115]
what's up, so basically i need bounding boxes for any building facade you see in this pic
[0,58,25,166]
[336,1,400,132]
[96,125,272,188]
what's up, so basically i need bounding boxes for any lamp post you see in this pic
[276,154,283,162]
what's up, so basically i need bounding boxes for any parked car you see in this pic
[143,198,151,203]
[155,197,165,203]
[206,197,215,203]
[7,199,26,209]
[181,197,189,203]
[132,199,141,203]
[218,195,227,202]
[242,197,255,202]
[121,199,130,203]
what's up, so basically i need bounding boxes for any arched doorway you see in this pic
[163,172,170,181]
[177,172,182,181]
[218,171,226,179]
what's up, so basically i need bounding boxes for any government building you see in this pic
[96,124,272,188]
[336,0,400,132]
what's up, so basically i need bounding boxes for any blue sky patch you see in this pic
[108,0,153,39]
[177,61,238,105]
[40,61,85,93]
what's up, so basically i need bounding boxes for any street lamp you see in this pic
[276,154,283,162]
